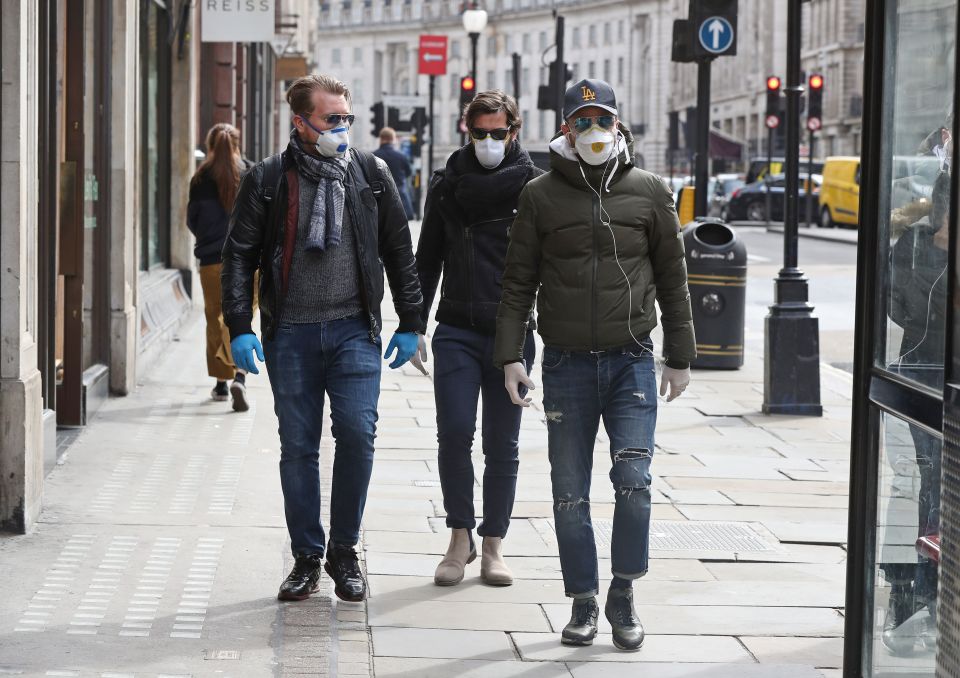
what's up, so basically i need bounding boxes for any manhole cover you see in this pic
[545,520,775,552]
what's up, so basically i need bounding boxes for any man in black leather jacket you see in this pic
[221,74,424,604]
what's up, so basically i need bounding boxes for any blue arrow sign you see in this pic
[699,16,734,55]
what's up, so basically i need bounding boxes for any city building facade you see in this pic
[0,0,317,533]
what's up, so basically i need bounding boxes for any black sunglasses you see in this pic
[572,115,615,134]
[469,127,510,141]
[313,113,356,126]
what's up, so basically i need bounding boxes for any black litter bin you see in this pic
[682,218,747,369]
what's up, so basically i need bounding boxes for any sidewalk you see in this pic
[0,264,852,677]
[762,224,858,245]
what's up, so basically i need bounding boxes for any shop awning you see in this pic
[709,128,745,161]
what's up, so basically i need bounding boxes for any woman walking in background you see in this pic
[414,91,541,587]
[187,123,255,412]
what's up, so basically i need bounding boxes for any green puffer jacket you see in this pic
[493,126,696,368]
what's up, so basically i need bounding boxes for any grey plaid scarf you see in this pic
[289,130,350,251]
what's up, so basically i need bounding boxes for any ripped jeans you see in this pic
[541,339,657,598]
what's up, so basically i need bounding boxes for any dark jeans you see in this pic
[398,186,414,220]
[432,323,535,538]
[263,316,381,557]
[541,340,658,598]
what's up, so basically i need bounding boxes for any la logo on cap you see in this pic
[581,86,596,101]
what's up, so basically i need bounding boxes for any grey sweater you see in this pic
[282,174,364,324]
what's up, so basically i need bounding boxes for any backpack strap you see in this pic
[353,149,387,201]
[261,152,283,204]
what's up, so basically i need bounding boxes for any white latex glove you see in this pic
[409,335,429,376]
[659,366,691,402]
[504,362,536,407]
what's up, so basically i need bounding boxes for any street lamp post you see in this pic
[462,6,487,144]
[762,0,822,416]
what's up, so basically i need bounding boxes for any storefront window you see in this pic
[140,1,171,270]
[869,1,954,674]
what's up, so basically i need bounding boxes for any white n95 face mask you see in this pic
[575,126,615,166]
[474,137,507,169]
[315,126,350,158]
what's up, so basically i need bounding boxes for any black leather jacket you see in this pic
[416,143,541,335]
[221,147,424,342]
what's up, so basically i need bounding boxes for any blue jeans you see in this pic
[432,323,535,537]
[541,340,658,598]
[263,316,381,557]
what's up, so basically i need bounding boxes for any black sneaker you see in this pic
[605,587,645,651]
[561,597,599,646]
[324,542,366,602]
[211,381,229,402]
[882,581,918,656]
[230,379,249,412]
[277,553,323,601]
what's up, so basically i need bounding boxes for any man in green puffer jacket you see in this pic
[493,79,695,652]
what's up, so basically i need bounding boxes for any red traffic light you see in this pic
[766,76,781,91]
[461,76,476,92]
[809,73,824,90]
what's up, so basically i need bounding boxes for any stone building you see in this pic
[0,0,318,532]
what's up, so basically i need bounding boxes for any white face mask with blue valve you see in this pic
[302,117,350,158]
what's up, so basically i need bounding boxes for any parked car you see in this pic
[724,174,821,222]
[710,173,746,219]
[746,157,824,184]
[819,156,860,228]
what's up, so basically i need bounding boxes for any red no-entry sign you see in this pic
[419,35,448,76]
[765,114,780,130]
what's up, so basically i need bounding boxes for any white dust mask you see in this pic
[574,126,615,166]
[314,126,350,158]
[474,137,507,169]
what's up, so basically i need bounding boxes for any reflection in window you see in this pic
[870,2,954,675]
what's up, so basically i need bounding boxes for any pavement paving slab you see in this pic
[0,219,857,677]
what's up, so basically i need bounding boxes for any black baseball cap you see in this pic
[563,78,618,120]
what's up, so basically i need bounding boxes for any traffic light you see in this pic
[808,73,824,121]
[765,76,782,129]
[369,101,384,138]
[537,61,573,111]
[460,76,476,113]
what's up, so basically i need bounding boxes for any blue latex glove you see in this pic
[231,333,264,375]
[384,332,419,369]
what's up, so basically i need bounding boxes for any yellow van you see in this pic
[819,156,861,228]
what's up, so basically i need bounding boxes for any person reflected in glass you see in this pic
[414,91,542,587]
[883,170,949,655]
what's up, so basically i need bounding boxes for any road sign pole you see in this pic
[766,126,772,226]
[694,58,711,218]
[806,128,815,228]
[428,75,435,179]
[763,0,822,416]
[553,16,565,134]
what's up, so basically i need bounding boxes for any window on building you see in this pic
[488,35,496,56]
[451,74,459,98]
[604,22,611,44]
[603,59,611,83]
[589,25,596,47]
[522,33,531,53]
[522,67,529,90]
[570,63,579,81]
[504,67,513,91]
[332,48,342,65]
[618,57,624,84]
[354,47,363,64]
[505,34,513,53]
[618,21,624,43]
[588,61,595,78]
[539,31,547,52]
[451,39,461,58]
[487,70,496,89]
[572,27,581,48]
[540,110,549,139]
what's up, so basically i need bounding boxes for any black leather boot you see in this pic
[605,587,645,651]
[324,542,366,602]
[277,553,323,601]
[561,597,599,646]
